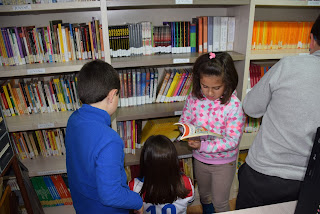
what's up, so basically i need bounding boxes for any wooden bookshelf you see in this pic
[116,102,185,122]
[0,1,100,13]
[106,0,250,8]
[2,0,318,209]
[21,155,67,177]
[250,49,309,60]
[111,51,245,69]
[20,131,254,177]
[5,111,73,132]
[0,60,92,78]
[254,0,319,7]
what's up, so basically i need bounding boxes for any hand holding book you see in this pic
[188,138,201,149]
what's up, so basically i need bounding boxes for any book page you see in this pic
[174,123,222,140]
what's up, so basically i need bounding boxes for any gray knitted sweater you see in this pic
[243,50,320,181]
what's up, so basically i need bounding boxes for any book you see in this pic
[174,122,222,140]
[141,117,180,144]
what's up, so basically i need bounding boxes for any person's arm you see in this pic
[95,140,143,210]
[243,60,282,118]
[198,105,245,154]
[179,94,194,124]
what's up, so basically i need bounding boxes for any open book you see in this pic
[174,123,222,140]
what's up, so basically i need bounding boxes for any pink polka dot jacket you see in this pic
[179,92,245,165]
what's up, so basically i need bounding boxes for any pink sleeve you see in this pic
[179,94,193,124]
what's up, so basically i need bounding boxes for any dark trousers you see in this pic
[236,163,301,210]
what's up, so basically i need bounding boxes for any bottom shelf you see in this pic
[44,205,76,214]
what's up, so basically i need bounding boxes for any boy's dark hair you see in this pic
[192,52,238,104]
[311,14,320,46]
[139,135,190,204]
[77,60,120,104]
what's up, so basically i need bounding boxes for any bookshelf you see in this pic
[0,0,319,211]
[0,2,100,13]
[241,0,320,100]
[111,51,245,68]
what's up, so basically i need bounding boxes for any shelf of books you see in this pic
[111,51,245,69]
[43,205,76,214]
[0,1,100,13]
[250,49,310,60]
[5,111,73,132]
[105,0,250,8]
[0,60,91,78]
[254,0,320,7]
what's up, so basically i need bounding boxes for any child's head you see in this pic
[139,135,189,204]
[311,14,320,49]
[77,59,120,105]
[192,52,238,104]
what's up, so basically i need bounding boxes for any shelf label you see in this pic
[38,122,55,129]
[175,0,193,4]
[298,53,309,56]
[173,58,190,64]
[178,154,192,159]
[27,68,46,75]
[37,169,66,176]
[308,0,320,5]
[12,4,32,11]
[174,111,183,115]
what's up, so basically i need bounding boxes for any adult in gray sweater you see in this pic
[236,14,320,210]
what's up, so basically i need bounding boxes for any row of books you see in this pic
[0,17,104,66]
[30,175,72,207]
[244,116,261,133]
[0,67,187,117]
[249,62,273,89]
[0,75,80,117]
[109,16,236,58]
[155,68,193,103]
[10,128,66,160]
[0,0,98,5]
[118,67,159,108]
[251,21,314,50]
[193,16,235,53]
[125,157,194,184]
[117,120,142,155]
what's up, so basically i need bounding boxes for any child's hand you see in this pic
[134,205,144,214]
[188,138,201,149]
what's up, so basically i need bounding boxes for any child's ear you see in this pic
[107,89,118,103]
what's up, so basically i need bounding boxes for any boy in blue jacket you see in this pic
[66,60,143,214]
